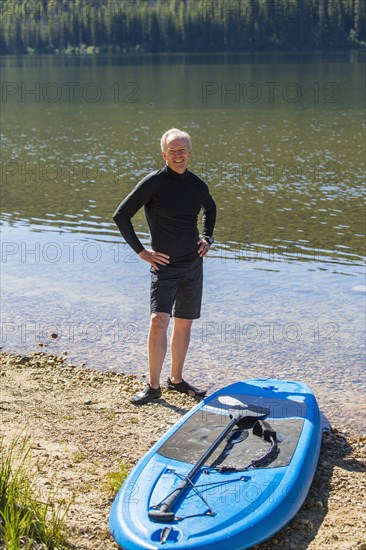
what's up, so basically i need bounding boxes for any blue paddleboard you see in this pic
[109,378,322,549]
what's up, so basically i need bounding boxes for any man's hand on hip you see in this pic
[139,249,170,270]
[197,239,211,257]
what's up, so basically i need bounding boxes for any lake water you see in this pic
[1,52,365,435]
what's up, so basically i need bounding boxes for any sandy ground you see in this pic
[0,350,365,550]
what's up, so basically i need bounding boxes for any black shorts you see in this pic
[150,255,203,319]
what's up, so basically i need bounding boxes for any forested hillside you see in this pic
[1,0,365,54]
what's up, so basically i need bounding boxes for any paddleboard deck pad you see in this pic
[109,378,321,550]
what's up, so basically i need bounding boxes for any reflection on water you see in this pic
[1,110,364,266]
[1,53,365,435]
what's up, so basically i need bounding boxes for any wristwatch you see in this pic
[203,236,214,246]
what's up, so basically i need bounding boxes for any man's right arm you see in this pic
[113,172,170,269]
[113,195,144,255]
[113,173,157,255]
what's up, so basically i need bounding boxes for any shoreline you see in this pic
[1,350,365,549]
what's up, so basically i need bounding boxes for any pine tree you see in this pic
[104,0,113,46]
[328,0,344,46]
[14,18,26,53]
[264,0,275,40]
[319,0,330,46]
[355,0,366,40]
[152,11,162,51]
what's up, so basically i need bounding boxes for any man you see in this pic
[113,128,216,405]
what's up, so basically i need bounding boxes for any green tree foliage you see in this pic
[0,0,364,54]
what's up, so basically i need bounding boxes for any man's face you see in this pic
[162,137,191,174]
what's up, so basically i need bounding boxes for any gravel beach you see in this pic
[1,350,365,549]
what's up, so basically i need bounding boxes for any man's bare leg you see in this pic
[148,312,170,388]
[169,317,193,384]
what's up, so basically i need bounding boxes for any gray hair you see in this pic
[160,128,192,152]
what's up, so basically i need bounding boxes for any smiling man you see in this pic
[113,128,216,404]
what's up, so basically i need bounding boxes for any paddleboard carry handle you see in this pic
[213,419,279,472]
[251,420,278,468]
[148,406,269,523]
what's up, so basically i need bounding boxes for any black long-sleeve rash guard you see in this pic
[113,165,217,263]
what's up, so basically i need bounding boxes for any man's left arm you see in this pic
[198,184,216,257]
